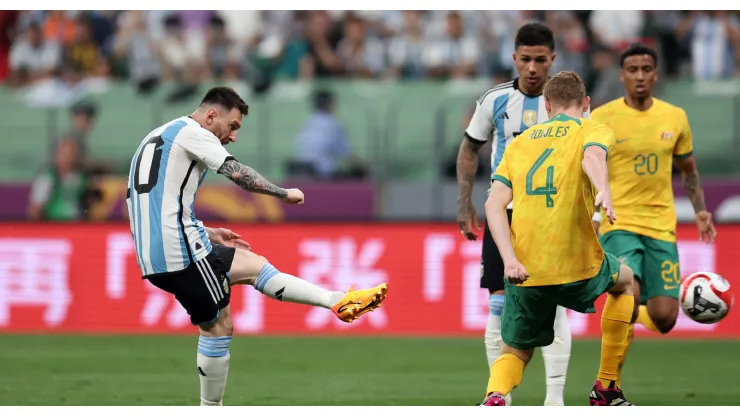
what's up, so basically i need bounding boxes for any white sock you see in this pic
[197,336,231,406]
[254,263,344,308]
[541,305,572,406]
[485,294,511,405]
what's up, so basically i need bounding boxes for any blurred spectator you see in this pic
[336,16,384,78]
[0,11,20,82]
[288,90,367,180]
[300,11,343,78]
[87,11,118,58]
[216,10,262,51]
[678,11,740,80]
[589,10,645,50]
[387,11,428,79]
[50,101,98,166]
[589,44,623,109]
[8,22,61,86]
[425,11,480,79]
[42,11,78,46]
[64,21,109,78]
[113,11,161,94]
[478,11,528,78]
[546,11,588,74]
[158,14,204,84]
[206,15,240,80]
[643,10,686,78]
[29,138,101,221]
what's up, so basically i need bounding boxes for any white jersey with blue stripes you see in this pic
[465,78,591,178]
[126,116,233,277]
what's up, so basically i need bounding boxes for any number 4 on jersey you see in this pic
[526,148,557,207]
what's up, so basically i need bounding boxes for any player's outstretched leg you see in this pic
[541,305,571,406]
[590,262,637,406]
[197,306,234,406]
[228,248,387,322]
[482,347,534,406]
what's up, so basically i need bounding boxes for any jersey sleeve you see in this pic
[492,149,512,189]
[176,125,234,172]
[673,110,694,159]
[464,94,494,143]
[582,123,615,159]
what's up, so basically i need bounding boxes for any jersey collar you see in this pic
[513,77,545,98]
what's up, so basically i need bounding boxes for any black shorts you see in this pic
[148,244,236,326]
[480,208,513,291]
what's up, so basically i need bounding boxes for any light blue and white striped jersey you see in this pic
[465,78,591,178]
[126,116,232,277]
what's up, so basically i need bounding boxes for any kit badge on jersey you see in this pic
[523,110,538,127]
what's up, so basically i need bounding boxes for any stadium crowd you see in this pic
[1,10,739,95]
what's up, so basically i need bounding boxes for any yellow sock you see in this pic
[636,305,659,332]
[616,324,634,387]
[486,353,525,397]
[597,294,634,386]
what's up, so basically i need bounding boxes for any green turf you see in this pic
[0,335,738,405]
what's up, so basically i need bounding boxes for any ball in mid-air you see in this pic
[680,271,734,324]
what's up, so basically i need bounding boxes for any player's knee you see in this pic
[611,263,635,296]
[651,307,678,334]
[221,313,234,336]
[654,317,676,334]
[229,250,269,286]
[199,308,233,337]
[502,345,534,365]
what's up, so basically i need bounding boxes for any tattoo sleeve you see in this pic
[456,136,484,208]
[680,159,707,213]
[217,158,287,199]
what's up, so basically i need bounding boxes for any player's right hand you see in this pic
[595,191,616,224]
[282,188,304,204]
[457,202,482,240]
[504,260,529,285]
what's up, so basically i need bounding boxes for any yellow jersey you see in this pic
[493,114,615,287]
[591,98,693,243]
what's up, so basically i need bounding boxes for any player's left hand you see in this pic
[210,228,251,251]
[695,211,717,244]
[504,260,529,285]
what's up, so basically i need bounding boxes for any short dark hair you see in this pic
[200,87,249,116]
[620,43,658,68]
[515,22,555,51]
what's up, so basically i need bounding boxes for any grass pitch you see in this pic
[0,335,738,405]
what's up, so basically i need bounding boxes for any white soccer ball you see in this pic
[680,272,734,324]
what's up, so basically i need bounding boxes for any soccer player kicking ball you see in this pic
[481,72,637,406]
[590,43,716,388]
[457,23,579,406]
[126,86,387,406]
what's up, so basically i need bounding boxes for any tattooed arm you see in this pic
[676,155,706,212]
[676,154,716,243]
[217,158,288,199]
[456,135,485,240]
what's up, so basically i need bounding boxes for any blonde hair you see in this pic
[543,71,586,108]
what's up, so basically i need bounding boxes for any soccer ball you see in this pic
[680,272,734,324]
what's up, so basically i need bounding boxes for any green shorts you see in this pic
[600,230,680,305]
[501,253,621,350]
